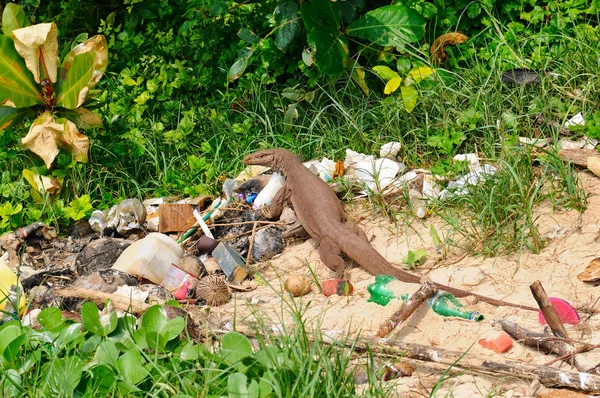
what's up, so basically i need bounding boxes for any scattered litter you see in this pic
[252,226,285,262]
[538,297,580,325]
[478,331,513,353]
[284,275,312,297]
[89,198,146,236]
[501,68,540,85]
[321,279,353,297]
[159,203,196,233]
[380,141,402,159]
[565,112,585,128]
[303,157,336,181]
[367,275,407,306]
[560,137,598,150]
[211,241,249,283]
[115,285,150,302]
[543,225,566,240]
[453,153,480,172]
[438,164,497,199]
[427,291,483,321]
[253,172,285,209]
[408,189,426,218]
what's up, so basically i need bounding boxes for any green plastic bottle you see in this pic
[367,275,408,306]
[427,291,484,321]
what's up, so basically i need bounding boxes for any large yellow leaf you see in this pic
[22,169,60,195]
[405,66,435,86]
[21,112,89,168]
[11,23,58,83]
[401,86,418,113]
[384,76,402,94]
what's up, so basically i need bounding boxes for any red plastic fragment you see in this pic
[538,297,580,325]
[478,331,513,353]
[321,279,353,297]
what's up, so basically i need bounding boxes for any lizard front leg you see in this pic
[318,237,346,279]
[260,183,291,220]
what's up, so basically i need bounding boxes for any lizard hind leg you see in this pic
[317,237,346,279]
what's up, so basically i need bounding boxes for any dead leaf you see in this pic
[430,32,468,65]
[59,35,107,90]
[22,169,60,195]
[577,258,600,283]
[11,23,58,83]
[21,112,89,168]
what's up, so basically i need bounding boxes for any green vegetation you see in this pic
[0,300,394,397]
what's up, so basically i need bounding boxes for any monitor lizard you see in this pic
[243,148,537,311]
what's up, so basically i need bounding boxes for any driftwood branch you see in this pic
[530,280,569,339]
[56,287,150,315]
[342,336,600,393]
[496,319,593,373]
[376,281,437,338]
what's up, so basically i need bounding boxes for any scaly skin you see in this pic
[243,149,536,311]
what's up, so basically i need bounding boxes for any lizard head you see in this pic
[243,148,297,169]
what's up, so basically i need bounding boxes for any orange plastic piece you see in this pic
[478,331,513,353]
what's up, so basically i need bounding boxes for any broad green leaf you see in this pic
[302,0,341,31]
[307,26,348,74]
[0,106,30,130]
[347,5,426,47]
[180,342,199,361]
[56,35,108,108]
[400,85,418,112]
[11,23,58,83]
[221,331,253,364]
[227,48,253,82]
[302,48,313,66]
[405,66,435,85]
[87,365,117,394]
[93,341,119,367]
[2,3,31,37]
[259,377,274,397]
[282,87,306,101]
[2,369,21,397]
[117,349,148,385]
[384,76,402,94]
[0,35,42,107]
[2,332,25,363]
[372,65,399,81]
[140,305,167,333]
[274,0,301,51]
[162,317,185,341]
[46,357,83,396]
[228,373,251,398]
[37,307,63,329]
[237,28,259,44]
[0,325,22,357]
[57,107,103,129]
[81,301,105,336]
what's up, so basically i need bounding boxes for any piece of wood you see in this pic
[376,281,437,338]
[558,148,599,168]
[56,287,150,315]
[530,280,570,340]
[496,319,591,373]
[343,337,600,393]
[159,204,197,233]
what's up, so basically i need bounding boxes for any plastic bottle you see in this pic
[112,233,196,299]
[427,291,484,321]
[367,275,408,306]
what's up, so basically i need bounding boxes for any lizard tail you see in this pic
[336,231,537,311]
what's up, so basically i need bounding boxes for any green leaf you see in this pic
[162,317,185,341]
[2,369,21,397]
[228,372,258,398]
[0,325,23,358]
[284,103,299,128]
[2,3,31,37]
[227,48,253,82]
[38,307,63,329]
[46,357,83,396]
[350,64,369,96]
[274,0,301,52]
[64,194,93,221]
[306,26,348,74]
[405,66,435,86]
[117,349,148,385]
[93,341,119,367]
[81,301,105,336]
[347,5,426,47]
[0,106,30,131]
[56,35,108,109]
[400,85,418,112]
[402,249,427,267]
[237,28,259,44]
[140,305,167,334]
[221,331,253,364]
[372,65,399,81]
[56,52,94,109]
[0,35,42,108]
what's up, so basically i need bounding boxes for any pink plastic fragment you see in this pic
[538,297,580,325]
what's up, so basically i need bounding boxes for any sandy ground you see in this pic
[185,172,600,397]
